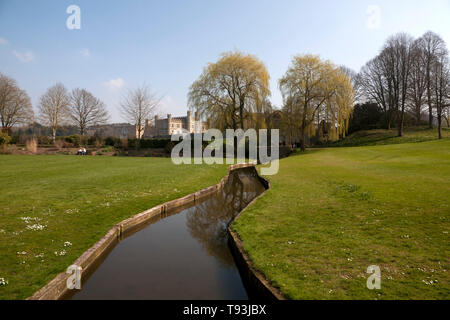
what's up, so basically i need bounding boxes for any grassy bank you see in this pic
[233,139,450,299]
[318,126,450,148]
[0,155,227,299]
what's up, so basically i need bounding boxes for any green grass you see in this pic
[318,126,450,148]
[0,155,227,299]
[234,139,450,299]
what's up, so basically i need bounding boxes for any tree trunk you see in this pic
[398,110,404,137]
[52,127,56,143]
[386,111,391,130]
[429,106,433,129]
[239,102,245,129]
[437,109,442,139]
[415,103,421,125]
[299,125,306,152]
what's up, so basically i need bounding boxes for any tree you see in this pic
[0,73,34,132]
[444,107,450,127]
[188,51,271,131]
[69,88,109,135]
[431,54,450,139]
[119,85,160,139]
[348,102,384,134]
[416,31,448,128]
[408,39,428,124]
[384,33,414,137]
[279,54,354,151]
[358,55,395,129]
[280,96,301,147]
[358,33,414,136]
[38,83,71,142]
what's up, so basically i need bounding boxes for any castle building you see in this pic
[143,110,208,138]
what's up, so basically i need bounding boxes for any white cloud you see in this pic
[79,48,90,57]
[366,5,381,30]
[103,78,125,90]
[0,37,8,45]
[12,50,34,63]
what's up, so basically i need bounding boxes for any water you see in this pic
[68,167,266,300]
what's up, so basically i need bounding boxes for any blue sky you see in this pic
[1,0,449,122]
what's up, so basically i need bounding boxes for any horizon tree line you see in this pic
[1,30,448,146]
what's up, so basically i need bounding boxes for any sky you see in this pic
[1,0,449,123]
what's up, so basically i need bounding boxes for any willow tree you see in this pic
[188,51,271,131]
[279,55,354,151]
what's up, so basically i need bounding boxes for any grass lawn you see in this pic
[318,126,450,148]
[0,155,227,299]
[233,139,450,299]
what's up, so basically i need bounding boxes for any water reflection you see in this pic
[69,167,266,300]
[186,168,265,268]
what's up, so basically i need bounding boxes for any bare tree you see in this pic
[358,56,393,129]
[416,31,448,128]
[408,40,428,124]
[0,73,34,132]
[431,54,450,139]
[384,33,413,137]
[69,88,110,135]
[443,107,450,128]
[119,85,160,139]
[38,83,71,142]
[359,33,414,136]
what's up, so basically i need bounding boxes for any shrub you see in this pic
[101,146,114,153]
[128,138,171,149]
[119,138,128,149]
[88,135,104,147]
[104,136,118,146]
[164,141,175,154]
[0,132,11,146]
[9,135,19,145]
[54,139,64,150]
[37,135,53,145]
[348,103,384,134]
[64,135,81,147]
[26,138,38,153]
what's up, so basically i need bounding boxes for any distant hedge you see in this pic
[127,138,171,149]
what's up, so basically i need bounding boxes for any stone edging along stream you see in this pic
[227,171,286,301]
[28,162,285,300]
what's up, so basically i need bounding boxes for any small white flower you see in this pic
[64,241,72,247]
[26,224,46,231]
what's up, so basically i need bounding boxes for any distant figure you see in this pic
[77,148,83,155]
[82,147,87,156]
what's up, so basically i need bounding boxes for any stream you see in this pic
[67,167,266,300]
